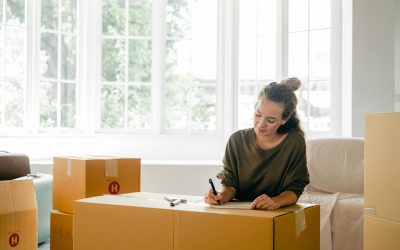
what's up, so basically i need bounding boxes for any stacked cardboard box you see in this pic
[50,156,141,250]
[0,179,38,249]
[364,113,400,249]
[74,192,320,250]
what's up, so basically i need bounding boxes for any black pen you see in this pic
[209,178,220,205]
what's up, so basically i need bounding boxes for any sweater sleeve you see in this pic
[217,135,239,190]
[280,135,310,198]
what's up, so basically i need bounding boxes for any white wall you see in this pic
[350,0,396,137]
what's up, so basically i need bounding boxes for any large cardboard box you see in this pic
[53,156,141,213]
[74,192,319,250]
[50,210,73,250]
[0,179,38,249]
[364,215,400,250]
[365,113,400,223]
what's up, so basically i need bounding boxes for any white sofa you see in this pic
[300,138,364,250]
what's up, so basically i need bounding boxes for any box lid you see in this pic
[76,192,314,218]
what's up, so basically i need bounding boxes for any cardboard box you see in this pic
[74,192,319,250]
[53,156,141,213]
[0,179,38,249]
[364,215,400,250]
[50,210,73,250]
[365,113,400,223]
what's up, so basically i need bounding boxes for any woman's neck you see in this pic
[255,132,288,150]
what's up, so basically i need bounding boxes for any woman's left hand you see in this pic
[250,194,281,210]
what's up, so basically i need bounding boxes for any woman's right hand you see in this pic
[204,188,223,205]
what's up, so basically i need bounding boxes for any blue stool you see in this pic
[18,173,53,244]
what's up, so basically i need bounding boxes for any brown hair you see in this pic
[257,77,304,136]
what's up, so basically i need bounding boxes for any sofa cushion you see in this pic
[306,138,364,194]
[0,152,31,181]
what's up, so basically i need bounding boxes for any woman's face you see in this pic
[253,97,286,138]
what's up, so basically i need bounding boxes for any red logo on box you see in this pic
[108,181,120,194]
[9,233,19,247]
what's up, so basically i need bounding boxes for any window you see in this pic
[39,0,78,129]
[164,0,217,133]
[238,0,277,129]
[99,0,218,133]
[100,0,152,130]
[0,0,340,160]
[0,0,26,129]
[238,0,336,137]
[288,0,332,135]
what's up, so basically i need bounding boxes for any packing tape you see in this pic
[364,204,376,216]
[66,159,72,176]
[284,206,307,238]
[105,159,118,177]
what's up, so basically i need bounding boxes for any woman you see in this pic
[204,77,309,210]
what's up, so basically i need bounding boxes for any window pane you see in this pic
[128,39,151,82]
[165,0,217,132]
[100,84,124,128]
[191,0,217,38]
[308,81,330,131]
[298,84,309,132]
[310,0,330,30]
[288,0,308,32]
[41,0,58,30]
[0,0,3,21]
[238,83,260,129]
[257,0,277,36]
[288,31,308,79]
[4,78,23,127]
[0,26,2,77]
[61,0,77,33]
[103,0,125,35]
[127,85,151,129]
[6,0,24,25]
[129,0,152,37]
[192,39,216,80]
[166,0,189,39]
[61,34,76,80]
[166,39,191,82]
[40,32,58,78]
[5,26,25,77]
[257,35,276,80]
[102,38,125,81]
[40,81,57,128]
[309,29,330,80]
[60,82,76,127]
[239,5,257,80]
[238,0,277,130]
[165,83,216,131]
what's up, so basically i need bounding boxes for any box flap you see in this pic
[0,179,37,214]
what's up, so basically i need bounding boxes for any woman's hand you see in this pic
[204,188,223,205]
[204,186,236,205]
[251,194,281,210]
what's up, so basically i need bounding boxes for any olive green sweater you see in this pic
[218,128,309,201]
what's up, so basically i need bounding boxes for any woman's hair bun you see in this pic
[280,77,301,91]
